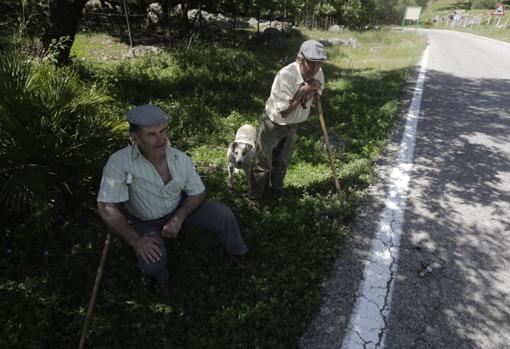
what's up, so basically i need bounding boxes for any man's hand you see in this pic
[282,79,322,117]
[161,214,184,239]
[133,236,163,264]
[300,79,321,107]
[305,78,321,90]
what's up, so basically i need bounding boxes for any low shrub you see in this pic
[0,52,125,236]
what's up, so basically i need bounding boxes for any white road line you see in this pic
[341,46,430,349]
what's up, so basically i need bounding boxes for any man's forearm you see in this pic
[281,97,304,118]
[174,191,207,220]
[97,202,140,248]
[281,83,315,118]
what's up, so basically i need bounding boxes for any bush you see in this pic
[471,0,494,9]
[455,0,472,9]
[0,53,125,234]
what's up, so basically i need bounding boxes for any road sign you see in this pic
[404,7,422,21]
[401,6,422,31]
[492,2,505,16]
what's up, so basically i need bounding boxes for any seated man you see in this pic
[97,104,249,298]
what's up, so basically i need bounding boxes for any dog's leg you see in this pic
[246,165,251,189]
[245,151,254,190]
[227,163,234,190]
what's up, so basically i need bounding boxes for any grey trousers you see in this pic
[249,113,297,201]
[127,200,247,283]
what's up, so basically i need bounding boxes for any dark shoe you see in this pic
[153,280,174,299]
[228,254,256,274]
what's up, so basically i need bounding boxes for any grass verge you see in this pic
[1,28,427,348]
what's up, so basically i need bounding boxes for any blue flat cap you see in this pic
[298,40,327,61]
[126,104,168,126]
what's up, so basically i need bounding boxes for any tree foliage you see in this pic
[11,0,405,63]
[471,0,495,9]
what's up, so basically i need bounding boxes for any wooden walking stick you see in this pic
[78,232,112,349]
[315,94,341,200]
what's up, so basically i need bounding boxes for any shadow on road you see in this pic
[302,69,510,349]
[386,69,510,348]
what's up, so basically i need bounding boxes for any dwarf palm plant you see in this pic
[0,53,125,233]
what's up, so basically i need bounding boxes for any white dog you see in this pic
[227,124,257,189]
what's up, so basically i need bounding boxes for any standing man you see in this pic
[249,39,327,208]
[97,105,250,298]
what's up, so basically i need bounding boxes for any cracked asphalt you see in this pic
[301,29,510,348]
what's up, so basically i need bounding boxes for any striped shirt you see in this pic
[265,61,324,125]
[97,144,205,221]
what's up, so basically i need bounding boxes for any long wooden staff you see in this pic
[78,232,112,349]
[315,95,341,199]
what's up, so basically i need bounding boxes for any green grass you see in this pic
[1,28,427,348]
[301,28,427,71]
[71,32,129,63]
[421,0,462,19]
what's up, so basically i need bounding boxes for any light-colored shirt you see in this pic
[265,61,324,125]
[97,144,205,221]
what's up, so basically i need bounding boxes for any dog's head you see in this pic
[229,142,254,167]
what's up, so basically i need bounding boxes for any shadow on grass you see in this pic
[1,32,419,348]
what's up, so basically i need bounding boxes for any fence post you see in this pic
[122,0,133,49]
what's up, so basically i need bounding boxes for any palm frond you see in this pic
[0,52,125,233]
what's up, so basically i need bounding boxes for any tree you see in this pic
[374,0,399,24]
[340,0,366,29]
[43,0,88,65]
[314,2,336,30]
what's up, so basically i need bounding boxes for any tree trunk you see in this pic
[179,0,190,31]
[43,0,88,65]
[161,0,170,27]
[283,7,286,31]
[257,8,260,36]
[233,0,237,46]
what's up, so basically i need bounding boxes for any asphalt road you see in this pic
[301,29,510,348]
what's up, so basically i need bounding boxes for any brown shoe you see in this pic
[153,280,174,299]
